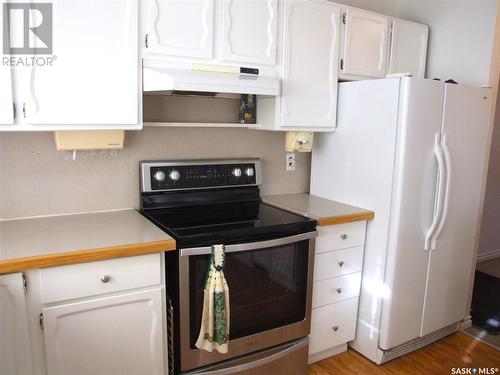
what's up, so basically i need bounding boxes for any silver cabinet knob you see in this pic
[332,326,339,332]
[340,233,347,240]
[338,261,344,267]
[336,288,342,294]
[100,275,111,283]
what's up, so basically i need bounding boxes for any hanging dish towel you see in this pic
[195,244,230,353]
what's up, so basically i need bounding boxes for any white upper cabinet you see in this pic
[280,0,340,130]
[389,19,428,78]
[144,0,214,59]
[219,0,278,65]
[0,4,14,125]
[0,273,34,375]
[341,7,390,78]
[23,0,140,127]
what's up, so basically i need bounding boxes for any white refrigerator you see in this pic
[310,77,492,363]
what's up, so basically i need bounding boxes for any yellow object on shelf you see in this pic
[53,131,125,151]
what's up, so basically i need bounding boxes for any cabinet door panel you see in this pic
[146,0,214,59]
[343,8,389,78]
[26,0,139,125]
[220,0,277,65]
[389,19,428,78]
[43,288,165,375]
[0,273,34,375]
[281,0,340,129]
[0,3,14,125]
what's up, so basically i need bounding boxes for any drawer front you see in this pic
[309,297,358,355]
[312,272,361,308]
[314,246,364,282]
[315,221,366,253]
[41,254,162,304]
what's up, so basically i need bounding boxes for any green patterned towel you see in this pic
[195,244,230,353]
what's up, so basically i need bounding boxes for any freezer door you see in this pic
[378,78,445,350]
[421,84,492,336]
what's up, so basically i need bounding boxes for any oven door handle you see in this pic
[180,231,318,257]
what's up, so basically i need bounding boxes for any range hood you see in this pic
[143,63,280,96]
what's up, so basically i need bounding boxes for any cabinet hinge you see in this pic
[22,103,26,118]
[39,313,44,330]
[145,33,149,48]
[13,103,16,119]
[340,58,344,71]
[22,273,27,294]
[342,13,346,24]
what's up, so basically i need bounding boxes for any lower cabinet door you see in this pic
[42,288,165,375]
[309,297,358,355]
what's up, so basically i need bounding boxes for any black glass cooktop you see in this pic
[141,201,316,248]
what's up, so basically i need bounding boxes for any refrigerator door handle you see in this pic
[431,133,452,250]
[425,133,446,250]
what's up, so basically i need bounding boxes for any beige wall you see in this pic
[0,127,310,220]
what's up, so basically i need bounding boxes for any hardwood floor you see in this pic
[308,333,500,375]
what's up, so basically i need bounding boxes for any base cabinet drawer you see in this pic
[309,298,358,355]
[314,246,363,281]
[40,254,161,304]
[315,221,366,253]
[312,272,361,308]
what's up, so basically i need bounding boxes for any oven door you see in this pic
[178,231,317,372]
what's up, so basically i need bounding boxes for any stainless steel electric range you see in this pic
[139,159,317,375]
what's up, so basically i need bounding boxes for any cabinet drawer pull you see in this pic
[336,288,342,294]
[100,275,111,283]
[340,233,347,240]
[338,261,344,267]
[332,325,339,332]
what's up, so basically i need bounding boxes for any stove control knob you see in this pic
[153,170,166,182]
[244,167,254,177]
[232,168,242,177]
[169,170,180,181]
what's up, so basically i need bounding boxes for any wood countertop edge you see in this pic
[0,239,177,275]
[318,211,375,226]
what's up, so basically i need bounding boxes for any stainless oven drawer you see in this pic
[185,337,309,375]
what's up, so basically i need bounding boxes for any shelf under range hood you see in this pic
[142,66,280,97]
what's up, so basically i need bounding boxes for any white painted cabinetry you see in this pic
[39,254,166,375]
[219,0,278,65]
[144,0,214,59]
[1,0,141,131]
[0,273,34,375]
[389,19,429,78]
[259,0,340,131]
[309,221,366,364]
[341,7,390,79]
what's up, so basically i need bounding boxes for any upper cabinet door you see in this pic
[145,0,214,59]
[0,3,14,125]
[25,0,140,126]
[342,8,389,78]
[281,0,340,130]
[220,0,278,65]
[389,19,428,78]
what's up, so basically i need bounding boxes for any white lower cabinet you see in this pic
[42,288,165,375]
[0,273,34,375]
[309,220,366,363]
[39,254,166,375]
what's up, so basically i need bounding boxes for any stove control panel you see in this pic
[140,160,262,192]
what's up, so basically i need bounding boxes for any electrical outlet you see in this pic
[286,152,296,171]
